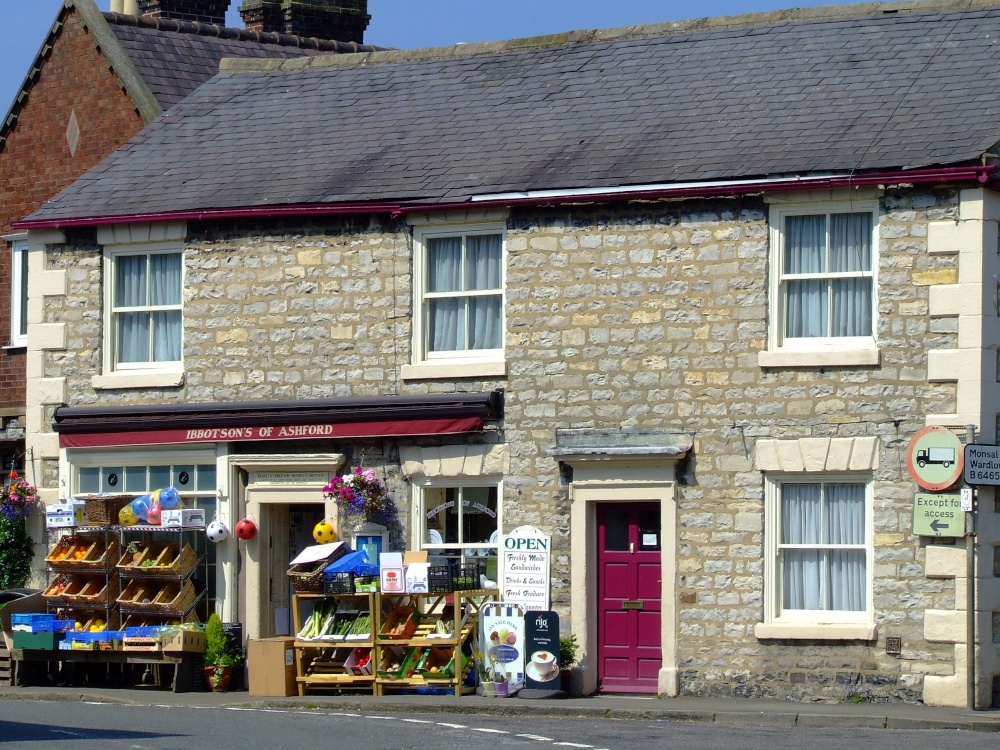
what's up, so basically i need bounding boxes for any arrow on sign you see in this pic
[930,519,951,533]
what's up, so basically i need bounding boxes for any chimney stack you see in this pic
[238,1,371,43]
[136,1,228,25]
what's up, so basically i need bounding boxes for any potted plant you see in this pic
[559,634,578,694]
[202,613,242,692]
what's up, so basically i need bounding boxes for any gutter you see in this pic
[13,165,995,231]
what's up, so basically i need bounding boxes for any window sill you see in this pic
[754,622,877,641]
[401,360,506,381]
[92,371,185,390]
[757,347,879,369]
[3,343,27,351]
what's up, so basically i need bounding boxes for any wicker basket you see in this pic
[65,575,119,608]
[117,542,197,577]
[77,494,133,527]
[42,574,75,603]
[288,560,331,594]
[47,536,119,573]
[150,580,197,614]
[117,579,166,609]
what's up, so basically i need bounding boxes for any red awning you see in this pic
[58,417,485,449]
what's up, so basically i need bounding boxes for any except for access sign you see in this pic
[963,443,1000,486]
[912,492,965,537]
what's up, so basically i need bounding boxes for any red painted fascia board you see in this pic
[12,166,995,230]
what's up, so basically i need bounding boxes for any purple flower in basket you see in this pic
[1,478,37,522]
[322,466,394,525]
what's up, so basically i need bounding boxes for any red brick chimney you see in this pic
[137,1,228,25]
[238,1,371,43]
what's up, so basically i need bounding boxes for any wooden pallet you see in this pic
[0,643,11,686]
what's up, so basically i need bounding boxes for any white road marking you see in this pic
[401,718,434,724]
[328,712,363,717]
[554,743,592,748]
[439,722,468,729]
[472,728,509,734]
[517,734,554,742]
[50,730,84,737]
[365,715,394,720]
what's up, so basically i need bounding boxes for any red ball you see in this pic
[235,518,258,540]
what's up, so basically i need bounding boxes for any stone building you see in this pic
[14,0,1000,706]
[0,0,375,517]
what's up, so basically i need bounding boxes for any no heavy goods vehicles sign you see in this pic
[906,425,964,491]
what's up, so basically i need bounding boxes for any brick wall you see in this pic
[138,0,227,25]
[39,189,969,701]
[238,1,370,42]
[0,8,144,411]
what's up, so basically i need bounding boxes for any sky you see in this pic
[1,0,844,117]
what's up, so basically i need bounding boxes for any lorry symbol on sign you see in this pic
[917,447,955,468]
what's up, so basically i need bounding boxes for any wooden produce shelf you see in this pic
[291,591,378,696]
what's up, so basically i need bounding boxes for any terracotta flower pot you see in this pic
[203,665,232,692]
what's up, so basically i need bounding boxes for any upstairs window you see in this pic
[408,225,505,378]
[9,237,28,348]
[762,202,879,367]
[107,247,182,371]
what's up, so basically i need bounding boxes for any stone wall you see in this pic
[39,188,970,701]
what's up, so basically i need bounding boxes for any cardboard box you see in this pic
[404,551,430,593]
[160,508,206,528]
[344,647,373,676]
[0,593,46,651]
[248,637,296,697]
[159,629,206,654]
[380,552,405,593]
[45,501,87,528]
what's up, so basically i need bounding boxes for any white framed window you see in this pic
[8,236,28,348]
[760,202,879,368]
[762,475,873,631]
[414,481,501,575]
[104,244,182,373]
[405,224,505,379]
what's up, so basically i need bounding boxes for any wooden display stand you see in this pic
[291,591,378,696]
[290,589,497,696]
[374,589,495,697]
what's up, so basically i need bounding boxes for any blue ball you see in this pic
[130,496,151,521]
[158,487,181,510]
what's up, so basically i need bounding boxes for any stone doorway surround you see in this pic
[228,454,345,642]
[550,429,691,697]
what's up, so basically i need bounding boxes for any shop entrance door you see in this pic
[266,503,324,638]
[597,502,662,693]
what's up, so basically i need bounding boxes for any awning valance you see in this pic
[53,391,504,449]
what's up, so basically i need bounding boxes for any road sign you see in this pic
[961,487,974,512]
[963,443,1000,486]
[912,492,965,537]
[906,426,964,491]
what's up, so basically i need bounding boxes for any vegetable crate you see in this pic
[378,606,420,640]
[428,566,453,593]
[452,563,481,591]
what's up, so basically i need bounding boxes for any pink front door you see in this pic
[597,503,662,693]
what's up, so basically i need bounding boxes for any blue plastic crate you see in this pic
[35,619,76,633]
[11,613,55,627]
[66,630,125,643]
[124,626,164,638]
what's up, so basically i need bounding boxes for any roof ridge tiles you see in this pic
[102,11,377,53]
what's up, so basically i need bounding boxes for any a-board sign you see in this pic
[912,492,965,537]
[481,603,525,689]
[906,426,964,491]
[501,525,551,613]
[523,610,560,689]
[963,443,1000,486]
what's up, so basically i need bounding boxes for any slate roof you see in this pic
[0,0,378,153]
[105,13,375,111]
[26,2,1000,224]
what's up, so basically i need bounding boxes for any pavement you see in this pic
[2,682,1000,732]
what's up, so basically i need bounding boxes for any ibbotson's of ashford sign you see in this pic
[501,525,551,614]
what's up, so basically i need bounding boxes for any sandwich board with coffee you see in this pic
[523,610,561,690]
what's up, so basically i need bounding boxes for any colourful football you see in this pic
[313,520,336,544]
[235,518,258,540]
